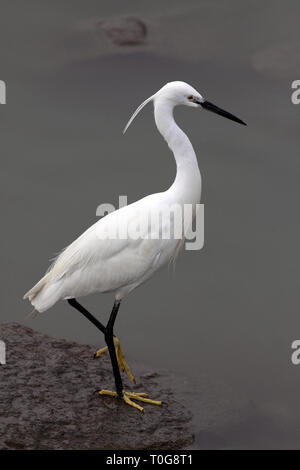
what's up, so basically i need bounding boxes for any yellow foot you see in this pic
[98,389,163,412]
[94,337,135,383]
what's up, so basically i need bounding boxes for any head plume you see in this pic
[123,93,155,134]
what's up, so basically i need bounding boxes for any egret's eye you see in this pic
[188,95,194,101]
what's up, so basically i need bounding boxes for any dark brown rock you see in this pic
[97,17,147,47]
[0,323,193,450]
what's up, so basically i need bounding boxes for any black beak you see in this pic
[197,99,246,126]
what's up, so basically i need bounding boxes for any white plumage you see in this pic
[24,82,203,312]
[24,81,245,314]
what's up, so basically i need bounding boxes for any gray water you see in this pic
[1,0,300,449]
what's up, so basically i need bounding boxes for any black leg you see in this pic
[105,300,123,397]
[67,298,106,334]
[68,297,124,398]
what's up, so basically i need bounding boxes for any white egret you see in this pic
[24,81,246,411]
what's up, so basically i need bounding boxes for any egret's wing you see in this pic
[45,195,162,283]
[24,193,177,309]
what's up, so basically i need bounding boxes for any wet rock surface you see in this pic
[0,323,193,450]
[97,17,147,46]
[62,16,150,63]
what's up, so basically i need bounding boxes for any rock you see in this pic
[59,16,150,64]
[96,17,147,47]
[0,323,193,450]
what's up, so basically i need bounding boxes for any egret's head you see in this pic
[123,80,246,133]
[154,81,204,108]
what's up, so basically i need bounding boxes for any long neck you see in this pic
[154,99,201,203]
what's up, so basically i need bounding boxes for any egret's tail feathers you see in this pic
[25,308,38,320]
[23,274,62,313]
[23,273,50,302]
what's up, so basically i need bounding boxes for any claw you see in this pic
[98,389,163,412]
[94,346,108,359]
[94,337,135,383]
